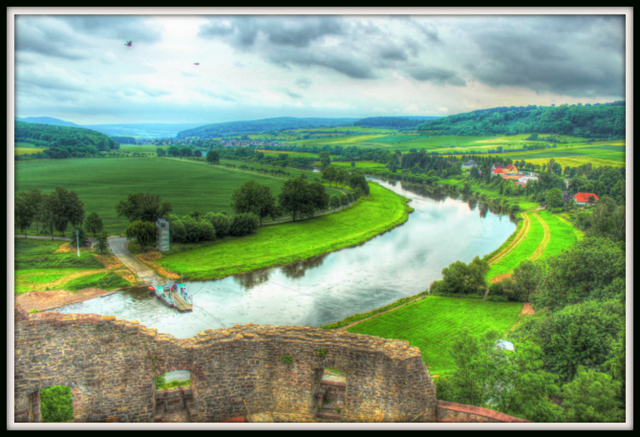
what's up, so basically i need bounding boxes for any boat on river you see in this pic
[148,280,193,313]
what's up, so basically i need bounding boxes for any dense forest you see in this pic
[15,121,120,160]
[417,101,625,138]
[110,136,137,144]
[176,117,360,139]
[353,116,441,130]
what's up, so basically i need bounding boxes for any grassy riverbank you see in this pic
[155,182,413,280]
[345,295,525,377]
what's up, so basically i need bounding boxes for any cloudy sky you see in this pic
[12,11,627,125]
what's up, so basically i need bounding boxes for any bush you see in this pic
[40,385,73,422]
[551,207,563,213]
[205,213,231,237]
[230,213,259,236]
[169,219,186,243]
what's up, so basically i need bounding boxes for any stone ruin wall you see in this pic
[14,304,437,423]
[14,304,528,423]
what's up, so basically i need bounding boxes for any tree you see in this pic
[510,259,544,302]
[561,366,623,422]
[530,238,625,312]
[179,147,192,157]
[230,180,276,226]
[587,196,625,243]
[40,385,73,422]
[306,181,330,217]
[206,150,220,165]
[95,231,109,254]
[193,149,202,157]
[84,211,104,237]
[318,151,331,169]
[15,192,35,238]
[337,169,349,188]
[156,148,166,157]
[41,192,61,240]
[167,146,180,157]
[467,256,490,293]
[115,193,173,223]
[48,187,84,238]
[25,188,43,234]
[125,220,156,252]
[330,195,341,211]
[205,212,230,237]
[321,166,338,187]
[348,173,369,195]
[278,177,314,221]
[351,161,355,168]
[546,188,564,208]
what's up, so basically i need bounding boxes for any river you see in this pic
[50,178,516,338]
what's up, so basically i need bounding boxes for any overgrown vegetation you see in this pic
[40,385,73,422]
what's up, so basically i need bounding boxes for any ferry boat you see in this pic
[148,280,193,312]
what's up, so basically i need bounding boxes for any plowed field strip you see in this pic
[530,212,551,261]
[488,212,531,266]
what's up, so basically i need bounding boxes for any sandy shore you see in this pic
[15,287,122,312]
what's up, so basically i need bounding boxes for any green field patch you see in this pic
[535,210,579,260]
[347,296,524,376]
[63,271,130,291]
[589,145,625,152]
[156,183,412,280]
[487,212,544,280]
[118,144,161,153]
[15,251,105,271]
[15,147,48,155]
[14,238,63,256]
[14,268,88,294]
[365,134,430,144]
[331,161,385,168]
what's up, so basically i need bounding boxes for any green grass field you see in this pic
[118,144,162,153]
[156,182,412,280]
[347,296,524,376]
[16,147,48,155]
[534,210,580,261]
[15,157,342,234]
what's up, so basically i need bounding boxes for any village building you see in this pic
[461,159,478,170]
[573,192,599,206]
[504,164,518,174]
[491,163,505,172]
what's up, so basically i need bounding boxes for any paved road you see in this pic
[108,236,157,284]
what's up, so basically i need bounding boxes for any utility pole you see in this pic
[76,229,80,257]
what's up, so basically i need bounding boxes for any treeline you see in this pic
[15,121,120,160]
[176,117,358,139]
[417,101,625,138]
[433,236,626,422]
[353,116,440,130]
[110,136,137,144]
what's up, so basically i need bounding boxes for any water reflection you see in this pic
[51,177,517,338]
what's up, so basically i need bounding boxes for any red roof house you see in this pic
[573,192,599,205]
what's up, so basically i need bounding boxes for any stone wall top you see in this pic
[17,304,422,361]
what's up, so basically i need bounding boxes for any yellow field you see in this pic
[15,147,47,155]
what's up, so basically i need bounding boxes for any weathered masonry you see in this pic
[13,304,528,423]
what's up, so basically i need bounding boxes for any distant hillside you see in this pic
[110,136,137,144]
[417,101,625,138]
[176,117,360,139]
[84,123,206,138]
[15,116,80,127]
[14,121,119,160]
[354,116,442,130]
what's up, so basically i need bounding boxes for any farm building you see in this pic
[491,163,505,172]
[504,164,518,174]
[518,175,538,184]
[573,192,599,206]
[461,159,478,170]
[491,168,504,177]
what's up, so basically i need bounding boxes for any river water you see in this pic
[50,178,516,338]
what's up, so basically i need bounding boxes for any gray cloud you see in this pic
[55,15,163,43]
[408,67,466,86]
[199,16,343,49]
[17,72,85,92]
[277,87,302,99]
[465,16,625,97]
[269,51,375,79]
[379,44,408,61]
[295,77,312,89]
[200,89,238,102]
[15,18,86,60]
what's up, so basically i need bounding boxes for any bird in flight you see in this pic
[125,41,132,47]
[193,63,200,66]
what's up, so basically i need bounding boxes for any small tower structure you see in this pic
[156,218,170,252]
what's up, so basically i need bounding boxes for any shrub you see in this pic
[205,213,231,237]
[317,348,328,357]
[169,219,186,243]
[230,213,259,237]
[281,354,293,364]
[486,295,509,302]
[40,385,73,422]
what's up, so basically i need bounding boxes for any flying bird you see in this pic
[193,63,200,66]
[125,41,132,47]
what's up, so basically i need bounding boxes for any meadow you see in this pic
[155,182,412,280]
[13,239,131,294]
[15,146,47,155]
[15,157,342,234]
[347,296,524,376]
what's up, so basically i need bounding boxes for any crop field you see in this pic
[15,142,36,148]
[118,144,162,153]
[156,182,413,280]
[15,157,342,234]
[15,147,48,155]
[486,209,580,281]
[347,296,524,376]
[330,161,386,168]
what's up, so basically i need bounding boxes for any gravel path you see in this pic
[108,236,157,284]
